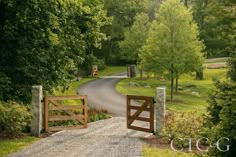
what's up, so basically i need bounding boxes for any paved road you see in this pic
[9,118,150,157]
[78,73,127,117]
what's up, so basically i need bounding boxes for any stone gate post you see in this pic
[31,85,43,137]
[156,87,166,134]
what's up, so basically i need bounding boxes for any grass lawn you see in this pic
[98,66,126,76]
[143,147,207,157]
[0,136,38,157]
[116,68,227,113]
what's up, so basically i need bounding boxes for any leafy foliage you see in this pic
[160,110,204,148]
[99,0,152,64]
[0,101,31,133]
[119,13,150,63]
[139,0,204,99]
[0,0,110,102]
[206,53,236,156]
[191,0,236,58]
[207,80,236,157]
[228,53,236,81]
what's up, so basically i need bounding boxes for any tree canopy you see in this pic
[0,0,110,102]
[119,13,150,63]
[139,0,204,99]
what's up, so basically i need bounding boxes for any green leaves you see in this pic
[207,81,236,156]
[139,0,204,99]
[0,101,31,133]
[119,13,150,63]
[0,0,110,102]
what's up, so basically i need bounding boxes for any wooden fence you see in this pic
[44,95,88,132]
[127,95,154,133]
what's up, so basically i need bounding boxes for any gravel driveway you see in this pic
[78,73,127,117]
[9,117,150,157]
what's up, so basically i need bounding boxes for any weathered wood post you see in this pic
[31,85,43,137]
[156,87,166,135]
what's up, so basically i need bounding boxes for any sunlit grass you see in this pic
[98,66,126,76]
[116,68,228,113]
[0,136,38,157]
[53,78,95,105]
[143,147,207,157]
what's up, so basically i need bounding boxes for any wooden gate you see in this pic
[44,95,88,132]
[127,95,154,133]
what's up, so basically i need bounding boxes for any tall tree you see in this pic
[192,0,236,58]
[207,55,236,156]
[100,0,152,64]
[119,13,150,63]
[0,0,110,102]
[139,0,204,99]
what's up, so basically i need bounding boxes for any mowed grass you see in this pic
[143,147,207,157]
[116,68,227,113]
[0,136,38,157]
[98,66,127,76]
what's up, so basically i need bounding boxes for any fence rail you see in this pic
[44,95,88,132]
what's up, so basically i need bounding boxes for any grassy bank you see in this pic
[116,68,227,113]
[0,136,38,157]
[143,147,206,157]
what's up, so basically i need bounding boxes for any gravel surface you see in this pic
[9,117,151,157]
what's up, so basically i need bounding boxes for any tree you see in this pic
[228,53,236,82]
[139,0,204,99]
[119,13,150,63]
[207,80,236,156]
[0,0,110,102]
[99,0,152,64]
[192,0,236,58]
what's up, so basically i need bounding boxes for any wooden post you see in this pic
[44,96,49,132]
[31,85,43,137]
[84,96,88,128]
[156,87,166,135]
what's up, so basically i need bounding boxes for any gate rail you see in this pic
[127,95,154,133]
[44,95,88,132]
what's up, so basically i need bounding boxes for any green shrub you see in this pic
[0,101,31,133]
[207,81,236,157]
[94,58,107,71]
[160,110,204,148]
[88,108,111,122]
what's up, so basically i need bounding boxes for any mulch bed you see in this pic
[141,135,170,149]
[0,131,56,140]
[0,132,27,139]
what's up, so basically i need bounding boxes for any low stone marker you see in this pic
[156,87,166,134]
[31,85,43,137]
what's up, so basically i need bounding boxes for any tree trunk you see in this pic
[140,69,143,79]
[147,72,150,79]
[170,65,174,100]
[175,73,179,93]
[184,0,188,7]
[196,70,203,80]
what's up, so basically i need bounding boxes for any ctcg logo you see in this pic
[170,137,231,152]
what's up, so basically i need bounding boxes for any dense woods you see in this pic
[0,0,235,102]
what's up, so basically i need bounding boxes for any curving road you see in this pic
[78,73,127,117]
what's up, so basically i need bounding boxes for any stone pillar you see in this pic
[156,87,166,134]
[31,85,43,137]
